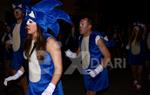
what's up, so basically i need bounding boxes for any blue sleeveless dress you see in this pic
[27,49,63,95]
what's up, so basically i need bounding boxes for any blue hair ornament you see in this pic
[25,0,72,39]
[11,0,31,13]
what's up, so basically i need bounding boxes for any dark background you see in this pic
[0,0,149,95]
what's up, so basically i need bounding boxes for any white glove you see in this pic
[86,64,103,78]
[65,49,77,59]
[86,69,97,78]
[41,82,56,95]
[4,70,23,86]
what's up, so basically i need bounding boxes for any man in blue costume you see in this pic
[66,16,111,95]
[10,0,27,94]
[4,0,72,95]
[11,0,26,72]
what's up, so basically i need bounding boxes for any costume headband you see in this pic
[25,0,72,38]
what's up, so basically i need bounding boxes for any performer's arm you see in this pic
[42,38,62,95]
[86,38,111,78]
[97,38,111,68]
[4,66,24,86]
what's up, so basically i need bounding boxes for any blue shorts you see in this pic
[83,69,109,92]
[128,51,144,65]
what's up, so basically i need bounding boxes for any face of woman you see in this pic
[26,19,37,34]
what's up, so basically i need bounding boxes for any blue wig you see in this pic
[11,0,23,10]
[11,0,31,14]
[25,0,72,39]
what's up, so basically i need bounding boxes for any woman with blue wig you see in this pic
[3,0,72,95]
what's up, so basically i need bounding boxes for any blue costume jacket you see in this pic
[11,21,27,70]
[79,31,109,92]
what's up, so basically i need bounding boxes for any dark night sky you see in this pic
[79,0,149,22]
[0,0,149,31]
[64,0,149,32]
[103,1,148,17]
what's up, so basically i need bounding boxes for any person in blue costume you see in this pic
[10,0,28,94]
[10,0,27,72]
[126,22,145,90]
[4,0,72,95]
[66,17,111,95]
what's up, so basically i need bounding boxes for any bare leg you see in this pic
[137,65,143,83]
[18,75,28,94]
[3,60,11,76]
[131,65,143,90]
[131,65,137,83]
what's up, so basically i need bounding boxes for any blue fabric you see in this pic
[79,31,110,69]
[11,21,27,70]
[94,31,114,48]
[11,0,28,13]
[83,69,109,92]
[128,52,143,65]
[79,31,109,92]
[25,0,72,39]
[11,50,24,70]
[28,52,63,95]
[128,40,145,65]
[33,0,62,12]
[11,0,22,9]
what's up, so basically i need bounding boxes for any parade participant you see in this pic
[4,0,72,95]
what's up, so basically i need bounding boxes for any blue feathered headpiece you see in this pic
[11,0,30,13]
[25,0,72,38]
[11,0,23,10]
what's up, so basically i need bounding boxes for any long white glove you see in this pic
[4,70,24,86]
[86,64,103,78]
[65,49,77,59]
[41,82,56,95]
